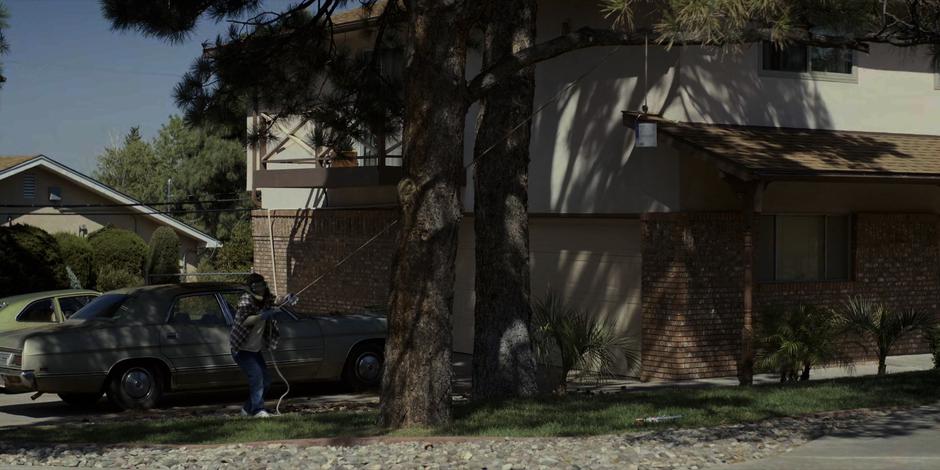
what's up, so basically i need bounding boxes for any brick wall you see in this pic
[641,212,940,381]
[251,208,399,315]
[641,213,745,380]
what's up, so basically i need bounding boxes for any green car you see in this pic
[0,290,100,331]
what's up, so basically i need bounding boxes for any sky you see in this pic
[0,0,289,173]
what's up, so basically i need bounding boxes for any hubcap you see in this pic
[122,368,153,400]
[355,353,381,383]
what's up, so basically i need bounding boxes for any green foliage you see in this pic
[925,326,940,370]
[212,220,253,272]
[54,233,96,289]
[87,227,148,290]
[96,268,144,292]
[0,1,8,87]
[837,296,936,375]
[147,227,181,284]
[531,289,639,394]
[0,225,68,297]
[94,116,248,242]
[756,304,848,383]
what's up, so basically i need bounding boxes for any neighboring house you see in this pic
[247,0,940,380]
[0,155,221,272]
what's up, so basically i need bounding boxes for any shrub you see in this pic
[922,326,940,370]
[837,296,936,375]
[87,227,148,290]
[55,233,95,289]
[147,227,181,284]
[96,268,144,292]
[756,304,847,383]
[531,289,639,395]
[0,225,68,297]
[214,220,253,273]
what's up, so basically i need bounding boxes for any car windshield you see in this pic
[71,294,129,320]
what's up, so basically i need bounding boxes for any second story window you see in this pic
[762,41,855,80]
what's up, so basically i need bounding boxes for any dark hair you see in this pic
[246,273,266,285]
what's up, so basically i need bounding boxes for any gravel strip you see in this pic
[0,406,913,469]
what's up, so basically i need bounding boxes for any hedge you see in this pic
[88,227,148,291]
[55,232,96,289]
[147,227,180,284]
[0,225,68,297]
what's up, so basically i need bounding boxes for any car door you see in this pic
[159,293,235,389]
[220,292,325,382]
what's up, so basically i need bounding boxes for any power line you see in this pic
[0,198,250,209]
[2,207,255,217]
[6,60,184,79]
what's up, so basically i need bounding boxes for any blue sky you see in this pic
[0,0,289,173]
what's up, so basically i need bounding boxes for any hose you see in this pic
[269,347,290,416]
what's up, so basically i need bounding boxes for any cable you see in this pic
[0,198,249,209]
[2,207,254,216]
[269,340,291,416]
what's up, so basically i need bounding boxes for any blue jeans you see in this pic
[232,350,271,415]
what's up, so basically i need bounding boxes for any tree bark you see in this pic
[379,0,467,428]
[469,0,540,401]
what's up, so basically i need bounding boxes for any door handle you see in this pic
[166,333,178,340]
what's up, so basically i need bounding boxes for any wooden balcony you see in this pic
[252,155,404,189]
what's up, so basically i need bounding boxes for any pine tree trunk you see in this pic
[379,1,467,429]
[878,355,887,375]
[471,0,540,400]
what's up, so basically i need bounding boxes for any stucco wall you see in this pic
[0,167,204,271]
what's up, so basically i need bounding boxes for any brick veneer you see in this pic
[641,212,940,381]
[251,208,399,315]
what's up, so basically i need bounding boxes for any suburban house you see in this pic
[247,0,940,380]
[0,155,221,272]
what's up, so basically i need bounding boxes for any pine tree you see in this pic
[0,1,8,87]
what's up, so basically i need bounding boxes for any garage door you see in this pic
[453,217,643,376]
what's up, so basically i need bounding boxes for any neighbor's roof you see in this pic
[0,155,221,248]
[332,0,394,31]
[658,121,940,182]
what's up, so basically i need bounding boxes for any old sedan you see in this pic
[0,283,386,409]
[0,290,100,331]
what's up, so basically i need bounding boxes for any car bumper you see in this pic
[0,369,36,393]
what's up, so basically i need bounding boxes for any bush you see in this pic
[531,289,639,395]
[923,326,940,369]
[756,304,847,383]
[838,296,936,375]
[214,220,253,273]
[55,233,96,289]
[0,225,68,297]
[96,268,144,292]
[88,227,148,290]
[147,227,181,284]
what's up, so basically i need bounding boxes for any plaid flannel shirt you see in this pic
[230,292,280,352]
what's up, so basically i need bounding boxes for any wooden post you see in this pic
[738,181,763,386]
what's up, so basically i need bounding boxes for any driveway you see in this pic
[713,403,940,470]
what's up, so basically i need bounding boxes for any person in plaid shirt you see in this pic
[230,273,280,417]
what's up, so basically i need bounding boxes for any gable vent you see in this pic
[22,173,36,200]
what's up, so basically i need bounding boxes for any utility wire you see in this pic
[3,208,255,217]
[0,198,250,209]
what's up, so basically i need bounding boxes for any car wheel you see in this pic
[342,343,384,391]
[58,392,102,408]
[107,364,164,410]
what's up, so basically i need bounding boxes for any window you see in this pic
[757,214,852,282]
[58,295,96,319]
[170,294,227,325]
[48,186,62,203]
[16,299,56,323]
[221,291,297,322]
[22,173,36,200]
[72,294,128,320]
[762,42,855,80]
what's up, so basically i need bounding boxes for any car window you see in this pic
[72,294,129,320]
[16,299,56,323]
[170,294,227,325]
[58,295,96,319]
[221,291,297,322]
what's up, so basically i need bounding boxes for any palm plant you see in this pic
[837,296,936,376]
[755,304,846,383]
[531,289,639,395]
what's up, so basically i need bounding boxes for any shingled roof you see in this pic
[0,155,39,172]
[658,121,940,181]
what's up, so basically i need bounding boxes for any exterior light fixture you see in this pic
[622,107,658,149]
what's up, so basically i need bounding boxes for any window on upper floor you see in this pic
[757,214,852,283]
[761,41,856,82]
[22,173,36,200]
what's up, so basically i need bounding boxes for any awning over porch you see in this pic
[657,120,940,183]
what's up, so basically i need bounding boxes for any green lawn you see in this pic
[6,369,940,446]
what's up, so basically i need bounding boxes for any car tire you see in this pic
[342,342,384,392]
[58,392,102,408]
[107,364,164,410]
